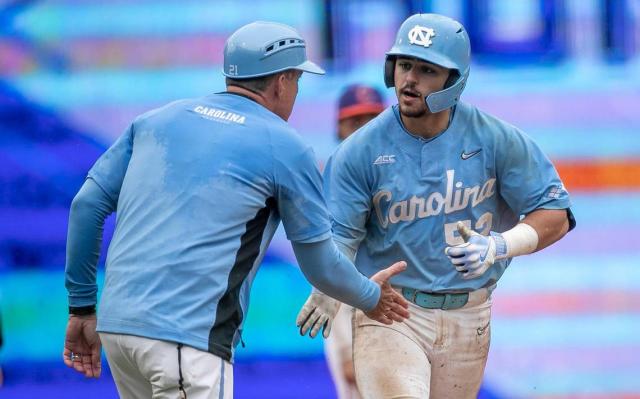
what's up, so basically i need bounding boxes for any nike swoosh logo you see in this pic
[461,149,482,160]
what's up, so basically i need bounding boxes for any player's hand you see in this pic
[296,291,341,339]
[364,261,410,325]
[445,222,505,279]
[62,314,102,378]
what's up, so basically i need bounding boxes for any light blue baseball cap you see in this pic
[223,21,325,79]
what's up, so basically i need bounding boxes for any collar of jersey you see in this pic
[218,91,260,104]
[209,92,283,123]
[391,104,461,158]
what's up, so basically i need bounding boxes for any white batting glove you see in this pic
[444,222,507,279]
[296,291,341,339]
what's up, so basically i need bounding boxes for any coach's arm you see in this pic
[63,178,116,378]
[292,238,409,330]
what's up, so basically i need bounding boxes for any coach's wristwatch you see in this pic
[69,305,96,315]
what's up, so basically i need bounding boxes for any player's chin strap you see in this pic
[445,222,539,280]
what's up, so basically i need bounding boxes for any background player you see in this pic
[336,84,386,142]
[62,21,409,398]
[326,84,385,399]
[297,13,575,398]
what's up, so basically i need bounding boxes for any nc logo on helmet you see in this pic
[408,25,435,48]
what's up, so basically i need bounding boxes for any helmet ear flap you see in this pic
[384,57,396,88]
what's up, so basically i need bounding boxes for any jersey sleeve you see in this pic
[291,238,379,311]
[87,124,135,203]
[272,133,332,243]
[496,127,571,216]
[323,144,372,254]
[65,178,116,307]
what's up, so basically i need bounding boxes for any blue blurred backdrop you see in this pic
[1,0,640,398]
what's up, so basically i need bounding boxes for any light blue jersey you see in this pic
[86,93,333,361]
[325,101,572,292]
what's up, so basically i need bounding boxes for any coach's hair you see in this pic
[226,75,274,93]
[225,70,298,93]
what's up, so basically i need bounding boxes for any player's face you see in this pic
[394,57,450,118]
[338,113,378,141]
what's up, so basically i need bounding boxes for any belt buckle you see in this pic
[441,293,453,310]
[441,293,466,310]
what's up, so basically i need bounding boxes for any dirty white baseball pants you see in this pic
[353,288,491,399]
[99,333,233,399]
[325,304,362,399]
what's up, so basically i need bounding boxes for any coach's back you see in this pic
[89,92,330,360]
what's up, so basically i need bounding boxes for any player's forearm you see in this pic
[446,208,572,279]
[65,178,115,309]
[493,208,570,261]
[520,208,570,253]
[292,238,380,312]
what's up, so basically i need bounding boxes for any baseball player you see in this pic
[297,14,575,398]
[322,84,386,399]
[62,21,410,399]
[336,84,386,142]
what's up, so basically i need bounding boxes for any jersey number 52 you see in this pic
[444,212,493,245]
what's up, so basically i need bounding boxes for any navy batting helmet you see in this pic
[384,14,470,113]
[223,21,325,79]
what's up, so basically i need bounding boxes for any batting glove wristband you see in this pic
[296,291,341,339]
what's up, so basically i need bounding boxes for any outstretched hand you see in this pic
[364,261,410,324]
[63,314,102,378]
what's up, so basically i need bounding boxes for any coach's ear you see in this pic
[272,70,292,98]
[270,70,301,121]
[273,72,287,99]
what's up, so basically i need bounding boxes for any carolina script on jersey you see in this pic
[373,169,496,228]
[193,106,246,124]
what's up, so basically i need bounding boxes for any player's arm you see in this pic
[292,238,406,311]
[296,145,376,338]
[445,208,569,279]
[272,136,407,336]
[445,127,574,279]
[323,147,372,261]
[521,208,570,251]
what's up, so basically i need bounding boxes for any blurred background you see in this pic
[1,0,639,398]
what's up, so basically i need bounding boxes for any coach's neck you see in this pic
[227,85,269,109]
[226,71,296,121]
